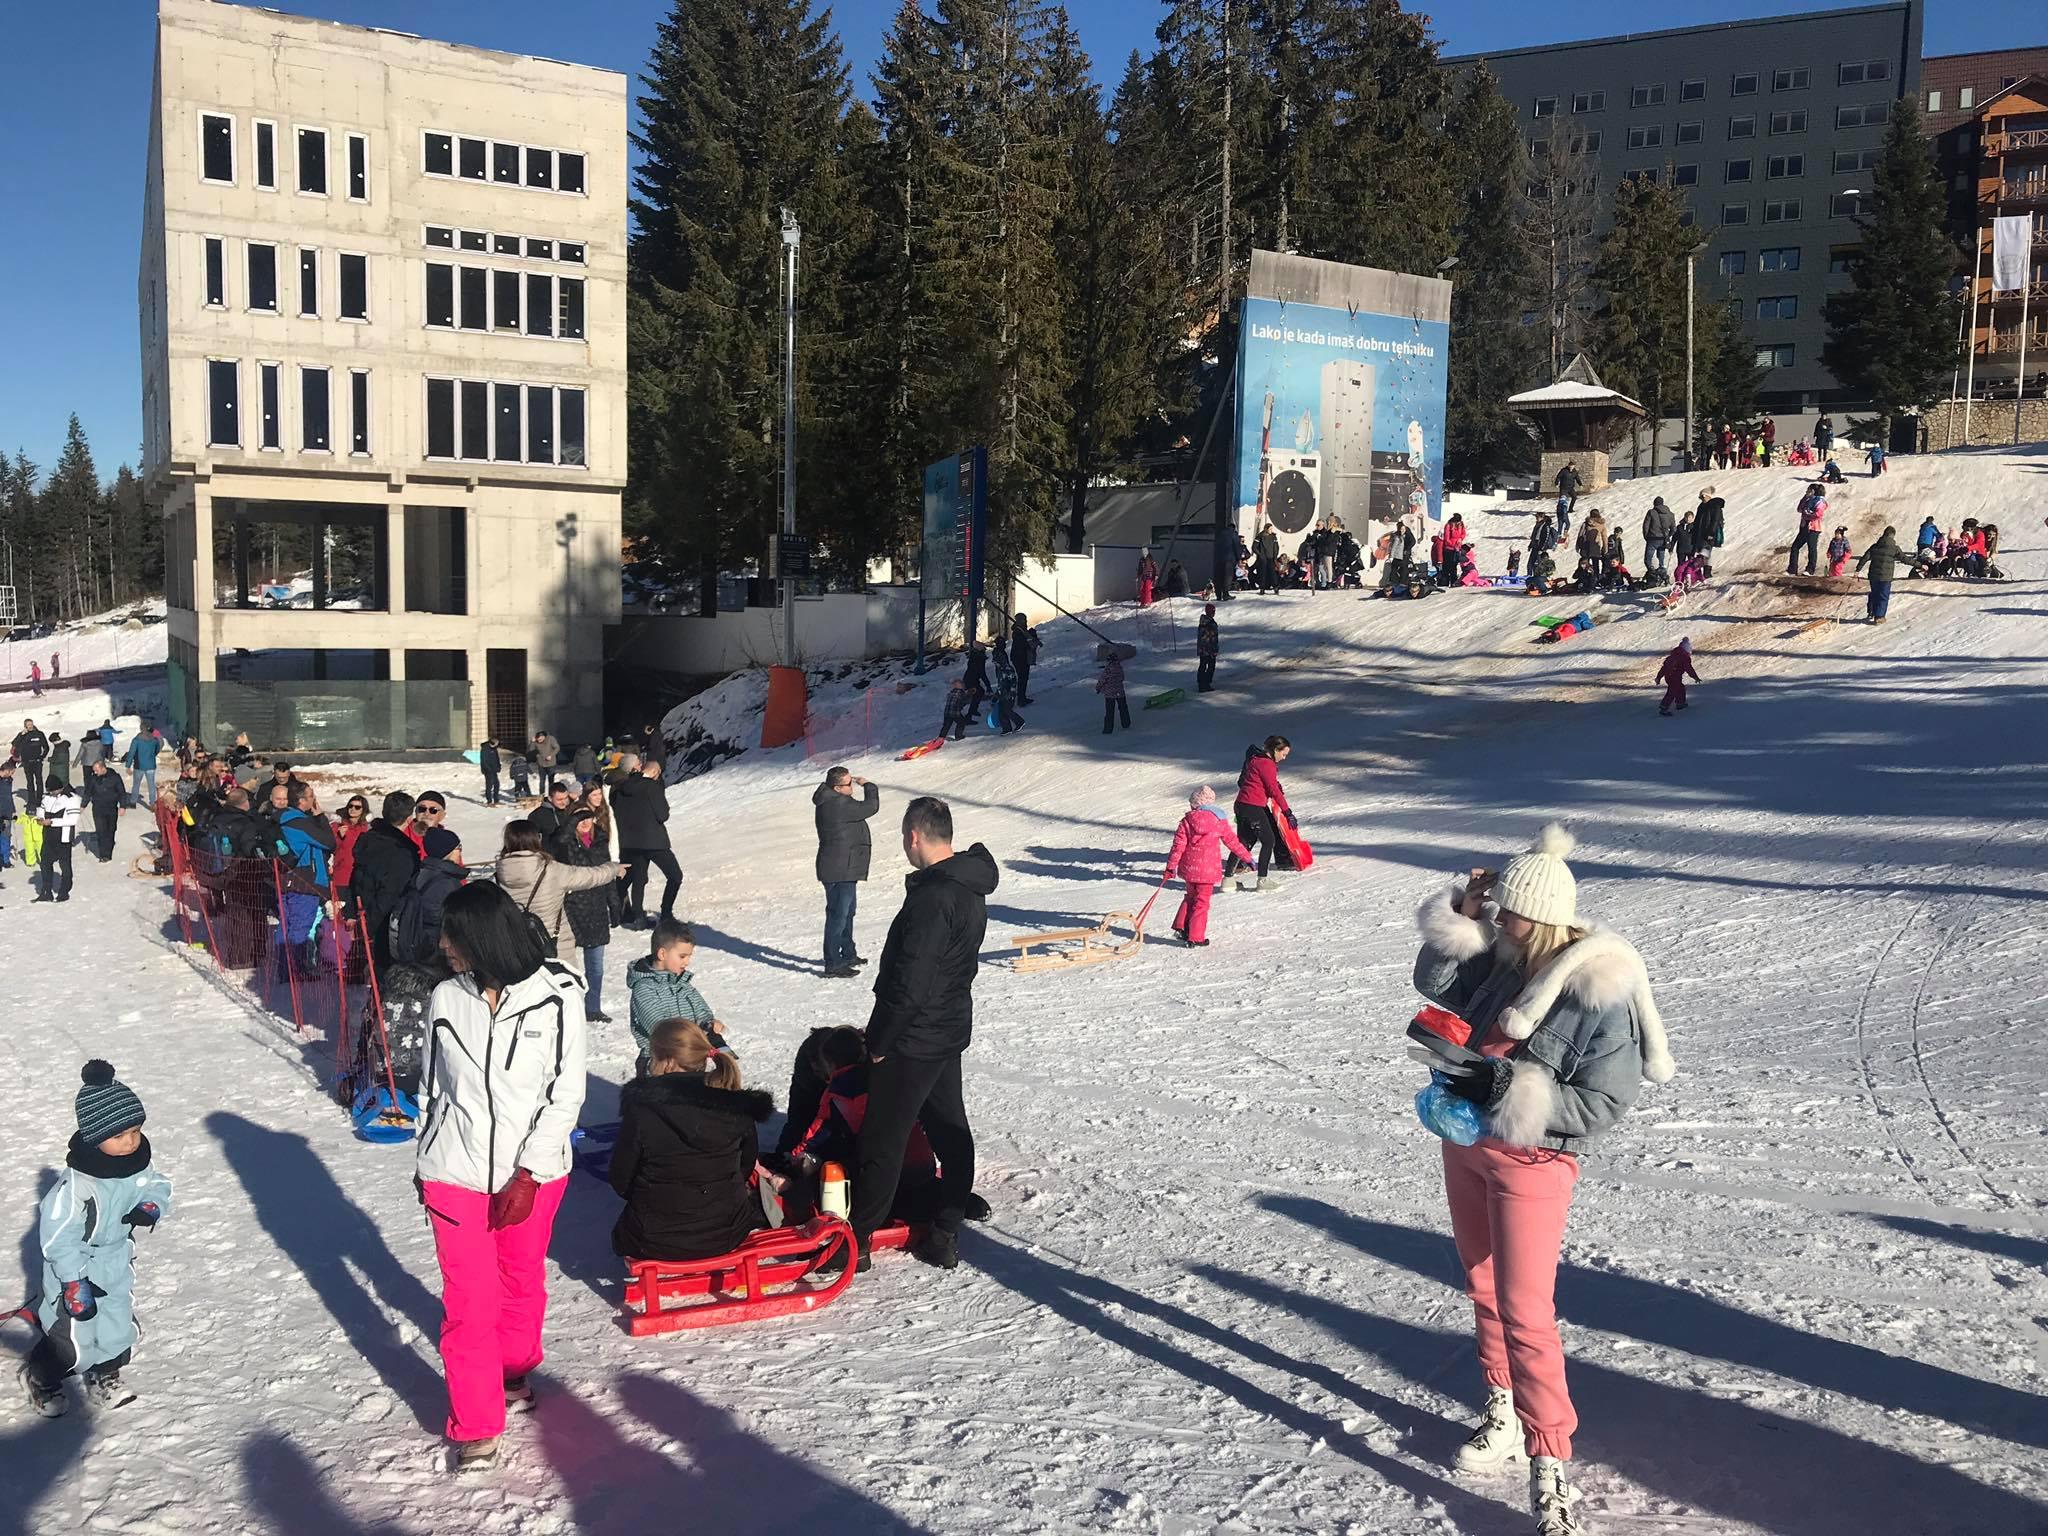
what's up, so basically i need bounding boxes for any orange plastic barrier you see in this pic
[761,664,809,749]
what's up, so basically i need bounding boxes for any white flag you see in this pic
[1991,215,2032,293]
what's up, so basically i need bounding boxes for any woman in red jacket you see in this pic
[1224,735,1292,892]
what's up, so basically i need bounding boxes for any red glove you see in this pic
[62,1280,98,1320]
[488,1169,540,1230]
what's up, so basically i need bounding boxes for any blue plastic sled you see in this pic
[573,1121,621,1181]
[463,748,482,765]
[351,1084,421,1144]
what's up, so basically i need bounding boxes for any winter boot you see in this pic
[20,1364,67,1419]
[453,1436,500,1475]
[962,1192,992,1224]
[1454,1386,1525,1472]
[1237,875,1264,893]
[912,1227,960,1271]
[83,1369,136,1411]
[504,1375,536,1414]
[1530,1456,1587,1536]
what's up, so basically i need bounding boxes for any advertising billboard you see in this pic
[1231,251,1452,550]
[919,445,988,661]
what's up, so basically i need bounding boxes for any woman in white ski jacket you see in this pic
[415,881,587,1473]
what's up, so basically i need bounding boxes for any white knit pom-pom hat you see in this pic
[1493,823,1578,927]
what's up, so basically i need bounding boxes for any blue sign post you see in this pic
[917,446,988,672]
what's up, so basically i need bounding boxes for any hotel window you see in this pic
[459,229,488,252]
[1719,251,1747,276]
[1726,159,1752,183]
[1731,72,1758,96]
[1830,192,1866,218]
[1771,67,1809,91]
[200,112,235,184]
[1767,154,1805,178]
[1676,121,1702,145]
[1757,295,1798,320]
[1763,198,1801,222]
[423,132,454,176]
[204,237,226,307]
[1836,102,1889,128]
[458,136,486,180]
[494,233,522,257]
[1839,60,1891,84]
[247,243,278,312]
[493,270,521,331]
[258,362,281,451]
[492,383,521,461]
[524,145,553,190]
[339,253,368,320]
[558,153,586,194]
[425,225,455,249]
[524,273,553,336]
[1769,110,1807,134]
[1721,203,1751,225]
[492,141,521,185]
[1627,125,1662,149]
[426,264,455,328]
[1680,79,1706,102]
[1534,96,1557,118]
[296,126,327,195]
[1729,115,1756,139]
[1674,164,1699,186]
[462,267,489,331]
[349,370,371,455]
[301,367,331,452]
[207,359,239,446]
[1833,147,1881,173]
[1759,246,1800,272]
[460,381,489,460]
[1572,90,1605,113]
[559,278,585,339]
[424,378,589,466]
[253,120,277,190]
[298,248,319,317]
[1630,83,1666,108]
[426,378,457,460]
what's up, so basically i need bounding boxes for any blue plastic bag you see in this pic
[1415,1073,1482,1145]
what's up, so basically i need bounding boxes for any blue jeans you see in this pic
[823,881,858,970]
[1868,580,1892,620]
[130,766,155,808]
[581,944,607,1018]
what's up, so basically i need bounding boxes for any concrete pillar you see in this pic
[384,496,407,615]
[386,638,408,755]
[192,483,218,682]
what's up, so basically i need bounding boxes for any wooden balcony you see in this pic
[1985,126,2048,156]
[1985,278,2048,305]
[1975,329,2048,356]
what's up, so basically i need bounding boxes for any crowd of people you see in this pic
[1234,520,1366,592]
[4,718,173,904]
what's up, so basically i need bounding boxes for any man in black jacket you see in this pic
[14,719,49,807]
[347,791,422,971]
[82,760,126,862]
[1693,487,1726,577]
[814,765,880,977]
[528,779,575,842]
[611,757,679,929]
[851,796,998,1271]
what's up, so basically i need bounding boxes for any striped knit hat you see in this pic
[75,1060,146,1145]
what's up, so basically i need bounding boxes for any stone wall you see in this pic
[1539,448,1612,493]
[1920,399,2048,451]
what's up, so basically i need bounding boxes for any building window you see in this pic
[1839,60,1891,85]
[1829,248,1856,274]
[524,272,553,336]
[1959,87,1975,109]
[1757,295,1798,320]
[207,359,239,446]
[424,132,454,176]
[1621,168,1658,187]
[426,378,457,460]
[1719,251,1747,276]
[347,133,369,201]
[493,233,522,257]
[459,229,488,252]
[1572,90,1605,113]
[1769,110,1807,134]
[1755,343,1794,368]
[525,238,554,259]
[559,278,585,339]
[1630,83,1666,108]
[404,507,467,614]
[1726,159,1752,183]
[1674,163,1699,186]
[1833,147,1881,173]
[558,153,585,195]
[1730,115,1756,139]
[527,385,555,462]
[1627,125,1662,149]
[200,112,235,184]
[492,141,521,184]
[1764,198,1801,222]
[1927,90,1942,112]
[493,270,521,331]
[253,120,277,190]
[204,237,226,307]
[340,253,368,320]
[1836,103,1889,129]
[460,380,489,460]
[426,263,455,328]
[425,225,455,248]
[424,378,589,466]
[1721,202,1751,224]
[298,248,319,317]
[296,126,327,195]
[1760,246,1800,272]
[301,367,331,452]
[560,243,585,264]
[1772,67,1809,92]
[259,361,281,451]
[350,370,371,455]
[1680,78,1706,102]
[1534,96,1557,117]
[1731,72,1758,97]
[561,387,586,464]
[458,136,487,180]
[492,383,522,461]
[247,243,278,312]
[462,267,489,331]
[1676,121,1703,145]
[1768,154,1805,178]
[525,145,554,190]
[1830,192,1865,218]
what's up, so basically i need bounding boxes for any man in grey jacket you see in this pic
[814,765,879,977]
[1640,498,1676,579]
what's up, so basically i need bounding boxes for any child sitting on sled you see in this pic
[1165,786,1254,947]
[609,1019,774,1264]
[21,1062,173,1417]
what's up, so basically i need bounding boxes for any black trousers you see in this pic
[621,846,682,923]
[1197,654,1217,692]
[482,770,500,806]
[93,805,117,861]
[40,838,74,899]
[1224,804,1280,880]
[1102,696,1131,733]
[1787,529,1819,574]
[1014,663,1032,703]
[851,1049,974,1243]
[23,761,44,805]
[24,1312,127,1391]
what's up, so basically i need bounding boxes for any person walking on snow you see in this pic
[1196,603,1221,693]
[1222,735,1293,892]
[1097,644,1134,735]
[1867,440,1887,476]
[1008,613,1040,704]
[1136,550,1159,607]
[35,777,82,901]
[27,660,42,698]
[1827,527,1852,578]
[20,1061,173,1417]
[478,738,502,807]
[1165,786,1253,947]
[415,882,588,1474]
[814,765,879,978]
[1655,638,1699,716]
[1411,826,1673,1536]
[1552,461,1580,518]
[1787,483,1827,575]
[1855,525,1903,623]
[123,725,163,809]
[1639,498,1675,580]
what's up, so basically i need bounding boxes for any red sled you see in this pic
[898,737,946,761]
[1278,815,1315,873]
[622,1216,916,1336]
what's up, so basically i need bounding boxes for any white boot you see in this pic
[1454,1386,1525,1472]
[1530,1456,1587,1536]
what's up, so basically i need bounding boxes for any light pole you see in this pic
[779,208,800,662]
[1684,240,1709,472]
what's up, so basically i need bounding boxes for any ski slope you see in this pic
[3,448,2046,1535]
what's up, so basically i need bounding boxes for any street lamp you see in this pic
[1436,255,1461,276]
[1684,239,1710,472]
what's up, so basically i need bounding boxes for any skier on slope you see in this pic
[1655,638,1699,717]
[1409,826,1673,1536]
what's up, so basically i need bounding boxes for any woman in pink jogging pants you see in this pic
[1410,825,1675,1536]
[415,881,588,1475]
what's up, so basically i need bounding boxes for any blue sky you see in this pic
[1,0,2035,481]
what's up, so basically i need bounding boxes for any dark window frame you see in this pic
[339,252,368,320]
[207,358,239,447]
[349,370,371,456]
[201,112,236,184]
[295,125,328,196]
[300,366,332,452]
[247,242,279,313]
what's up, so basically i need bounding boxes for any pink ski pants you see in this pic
[422,1175,569,1442]
[1173,883,1215,944]
[1442,1138,1580,1459]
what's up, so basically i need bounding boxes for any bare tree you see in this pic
[1520,123,1601,379]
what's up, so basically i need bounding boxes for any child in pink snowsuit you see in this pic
[1656,637,1698,716]
[1164,786,1252,947]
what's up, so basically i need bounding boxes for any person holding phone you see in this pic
[1409,825,1674,1536]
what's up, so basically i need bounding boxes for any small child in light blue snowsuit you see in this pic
[23,1061,173,1416]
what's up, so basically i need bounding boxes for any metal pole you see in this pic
[780,208,801,663]
[2016,274,2033,445]
[1219,0,1231,326]
[1685,252,1696,471]
[1963,218,1984,444]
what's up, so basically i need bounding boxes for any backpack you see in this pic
[390,856,465,965]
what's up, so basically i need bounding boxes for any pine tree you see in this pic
[1442,67,1542,490]
[627,0,857,609]
[41,415,102,619]
[1592,176,1694,471]
[1822,97,1958,437]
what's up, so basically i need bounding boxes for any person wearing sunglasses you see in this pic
[413,792,464,866]
[331,795,372,918]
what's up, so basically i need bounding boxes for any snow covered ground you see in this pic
[4,449,2047,1535]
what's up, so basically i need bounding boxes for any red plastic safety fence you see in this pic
[803,689,874,762]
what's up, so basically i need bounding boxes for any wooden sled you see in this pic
[623,1217,915,1336]
[1011,881,1164,974]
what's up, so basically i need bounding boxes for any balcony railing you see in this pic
[1985,277,2048,305]
[1976,329,2048,356]
[1985,126,2048,155]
